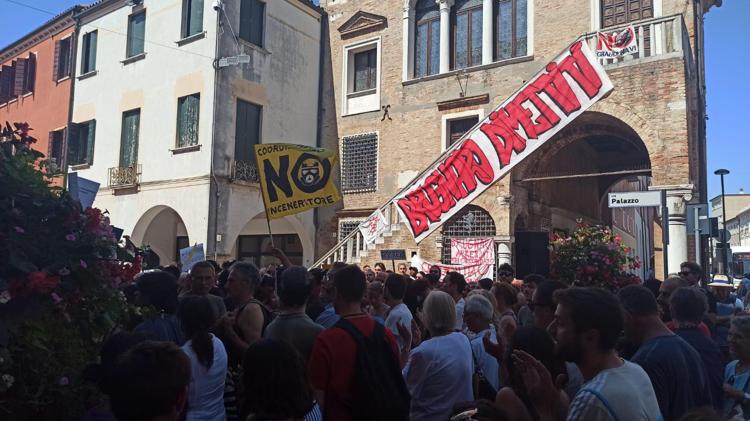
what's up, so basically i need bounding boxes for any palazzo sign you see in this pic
[608,191,663,208]
[395,40,614,243]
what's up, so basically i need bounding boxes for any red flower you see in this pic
[27,271,61,293]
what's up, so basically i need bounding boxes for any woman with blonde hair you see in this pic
[402,291,473,421]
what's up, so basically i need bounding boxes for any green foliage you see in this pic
[0,122,137,418]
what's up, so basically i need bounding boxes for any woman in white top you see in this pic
[179,295,228,421]
[402,290,473,421]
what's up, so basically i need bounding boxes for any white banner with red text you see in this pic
[395,40,613,243]
[596,25,638,58]
[411,254,493,284]
[359,209,389,245]
[451,238,495,281]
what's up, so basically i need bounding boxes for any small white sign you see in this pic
[608,191,662,208]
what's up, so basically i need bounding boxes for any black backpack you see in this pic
[334,317,410,421]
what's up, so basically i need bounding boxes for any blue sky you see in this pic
[0,0,747,201]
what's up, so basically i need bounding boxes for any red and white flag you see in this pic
[596,25,638,58]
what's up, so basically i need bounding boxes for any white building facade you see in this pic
[70,0,322,266]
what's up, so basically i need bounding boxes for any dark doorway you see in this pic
[514,231,549,278]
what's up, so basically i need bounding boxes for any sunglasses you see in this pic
[499,271,513,277]
[678,271,693,277]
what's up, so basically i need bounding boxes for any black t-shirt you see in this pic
[631,334,713,420]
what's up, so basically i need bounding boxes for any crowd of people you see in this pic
[81,254,750,421]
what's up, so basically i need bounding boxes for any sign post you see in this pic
[380,249,407,272]
[686,204,709,271]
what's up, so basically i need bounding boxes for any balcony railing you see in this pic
[581,14,689,67]
[108,164,141,188]
[231,160,260,183]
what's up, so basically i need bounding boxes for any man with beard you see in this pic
[619,285,712,420]
[549,287,661,420]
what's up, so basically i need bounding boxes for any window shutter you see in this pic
[0,67,10,102]
[67,123,79,165]
[65,39,74,78]
[86,120,96,165]
[25,54,36,93]
[48,131,54,160]
[13,58,26,96]
[89,32,97,72]
[53,40,61,81]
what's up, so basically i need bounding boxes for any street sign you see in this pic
[381,249,407,261]
[718,229,732,243]
[710,217,719,237]
[686,204,710,233]
[608,191,663,208]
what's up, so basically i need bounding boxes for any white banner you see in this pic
[359,209,389,244]
[451,238,495,281]
[596,25,639,58]
[395,40,613,242]
[411,254,493,284]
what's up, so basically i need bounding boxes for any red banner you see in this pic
[395,40,613,242]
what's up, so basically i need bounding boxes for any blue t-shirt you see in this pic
[315,303,340,329]
[134,314,184,345]
[673,327,723,410]
[724,360,750,418]
[631,334,712,420]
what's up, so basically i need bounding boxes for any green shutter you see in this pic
[67,123,80,165]
[88,32,98,72]
[189,0,204,36]
[120,110,140,167]
[86,120,96,165]
[128,13,146,57]
[235,99,261,162]
[177,94,200,147]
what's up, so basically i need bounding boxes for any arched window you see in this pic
[452,0,483,70]
[495,0,527,60]
[441,205,497,264]
[415,0,440,78]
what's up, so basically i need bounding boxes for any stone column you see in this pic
[497,241,512,266]
[402,1,416,81]
[482,0,493,65]
[662,186,694,274]
[438,0,454,74]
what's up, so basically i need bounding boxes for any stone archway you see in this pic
[440,205,497,266]
[131,206,189,266]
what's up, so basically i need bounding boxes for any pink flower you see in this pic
[79,260,88,269]
[13,226,24,233]
[65,234,77,241]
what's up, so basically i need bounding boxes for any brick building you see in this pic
[316,0,719,278]
[0,6,84,181]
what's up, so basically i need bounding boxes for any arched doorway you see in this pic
[229,212,309,268]
[441,205,497,267]
[131,206,189,266]
[513,111,654,278]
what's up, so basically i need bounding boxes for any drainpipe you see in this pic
[313,10,328,261]
[209,7,222,260]
[64,8,82,189]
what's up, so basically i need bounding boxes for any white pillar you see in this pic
[664,187,694,274]
[402,1,416,81]
[438,0,454,73]
[482,0,493,65]
[497,242,512,266]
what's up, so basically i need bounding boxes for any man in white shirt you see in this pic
[517,287,661,421]
[443,272,467,331]
[384,273,413,351]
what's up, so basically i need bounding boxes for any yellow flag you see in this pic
[254,144,342,220]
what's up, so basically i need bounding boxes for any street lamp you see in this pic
[715,168,730,274]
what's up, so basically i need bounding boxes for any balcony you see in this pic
[582,14,691,69]
[108,164,141,189]
[231,160,259,183]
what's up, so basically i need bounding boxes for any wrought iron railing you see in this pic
[108,164,141,188]
[232,160,260,183]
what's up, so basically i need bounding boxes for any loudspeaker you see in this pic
[514,231,549,278]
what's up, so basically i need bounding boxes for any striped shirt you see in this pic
[567,360,662,421]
